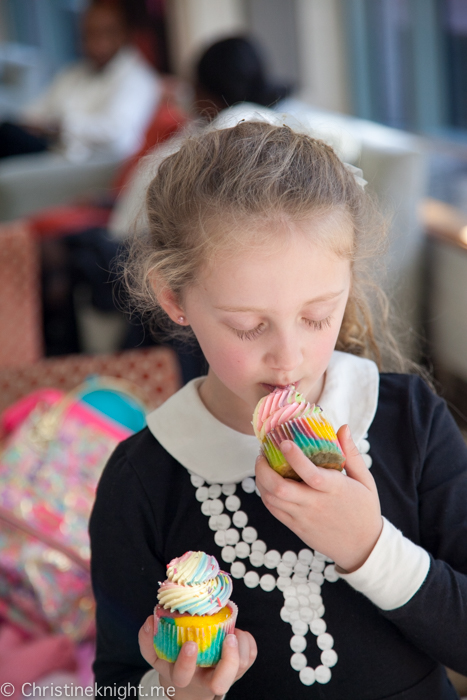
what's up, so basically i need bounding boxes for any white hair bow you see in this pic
[344,163,367,190]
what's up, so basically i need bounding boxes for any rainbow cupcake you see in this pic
[154,551,237,666]
[253,385,345,480]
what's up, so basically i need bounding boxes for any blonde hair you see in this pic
[124,120,406,371]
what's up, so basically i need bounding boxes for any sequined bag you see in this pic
[0,378,146,640]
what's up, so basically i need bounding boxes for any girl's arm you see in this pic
[375,378,467,674]
[90,440,256,699]
[255,377,467,675]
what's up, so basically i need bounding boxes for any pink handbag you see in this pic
[0,379,146,640]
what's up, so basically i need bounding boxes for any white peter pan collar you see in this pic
[146,350,379,484]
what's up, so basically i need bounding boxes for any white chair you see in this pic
[0,151,122,222]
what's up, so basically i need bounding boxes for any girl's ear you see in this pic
[157,284,187,325]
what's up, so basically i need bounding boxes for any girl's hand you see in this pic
[138,617,257,699]
[255,425,383,573]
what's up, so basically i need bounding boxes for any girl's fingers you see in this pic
[170,641,199,687]
[279,441,341,492]
[265,501,296,530]
[336,425,376,491]
[138,615,158,667]
[140,620,257,698]
[255,455,294,499]
[210,634,240,696]
[235,629,257,676]
[210,630,257,695]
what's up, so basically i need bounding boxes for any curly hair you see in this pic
[123,120,408,371]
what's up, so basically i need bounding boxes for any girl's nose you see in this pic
[265,335,303,373]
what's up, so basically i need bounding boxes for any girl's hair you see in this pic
[124,120,408,371]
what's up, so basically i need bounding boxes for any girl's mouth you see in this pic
[261,381,300,393]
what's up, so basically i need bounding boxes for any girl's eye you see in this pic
[232,323,266,341]
[304,316,332,331]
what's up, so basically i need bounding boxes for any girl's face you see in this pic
[181,213,352,434]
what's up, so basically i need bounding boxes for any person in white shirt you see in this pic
[0,2,160,161]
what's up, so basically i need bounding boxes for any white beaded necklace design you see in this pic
[189,436,372,687]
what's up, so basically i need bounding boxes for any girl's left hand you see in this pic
[255,425,383,573]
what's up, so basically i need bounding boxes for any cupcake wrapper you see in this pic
[154,601,238,667]
[263,415,345,479]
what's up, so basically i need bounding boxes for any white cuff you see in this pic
[139,669,162,698]
[339,516,430,610]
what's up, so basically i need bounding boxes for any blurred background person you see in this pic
[193,35,290,118]
[110,35,293,240]
[0,1,160,162]
[40,35,290,382]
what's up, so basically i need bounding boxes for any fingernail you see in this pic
[144,621,151,633]
[281,440,292,454]
[255,454,262,466]
[184,642,198,656]
[225,634,238,647]
[344,425,351,440]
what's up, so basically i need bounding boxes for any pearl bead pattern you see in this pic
[225,528,240,545]
[225,495,241,511]
[208,484,222,499]
[290,635,307,652]
[201,501,211,516]
[260,573,276,592]
[321,649,338,667]
[242,526,258,543]
[315,665,332,684]
[230,561,246,578]
[251,539,266,553]
[214,530,227,547]
[292,620,308,636]
[235,542,250,559]
[249,550,264,567]
[191,436,372,686]
[195,486,208,502]
[209,498,224,515]
[299,667,316,685]
[291,653,307,671]
[232,510,248,528]
[241,477,256,493]
[221,545,236,563]
[244,571,260,588]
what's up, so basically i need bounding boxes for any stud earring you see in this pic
[177,315,185,324]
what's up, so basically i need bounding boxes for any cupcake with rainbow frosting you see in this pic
[253,385,345,480]
[154,550,237,666]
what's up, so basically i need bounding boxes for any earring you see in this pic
[177,315,185,324]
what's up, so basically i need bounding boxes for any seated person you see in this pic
[110,36,292,239]
[0,2,160,162]
[194,35,290,119]
[41,37,289,382]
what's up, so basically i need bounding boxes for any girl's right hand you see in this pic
[139,615,257,699]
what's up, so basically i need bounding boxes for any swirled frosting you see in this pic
[158,551,232,615]
[166,551,219,584]
[253,385,322,441]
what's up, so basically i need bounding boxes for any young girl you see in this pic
[90,121,467,700]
